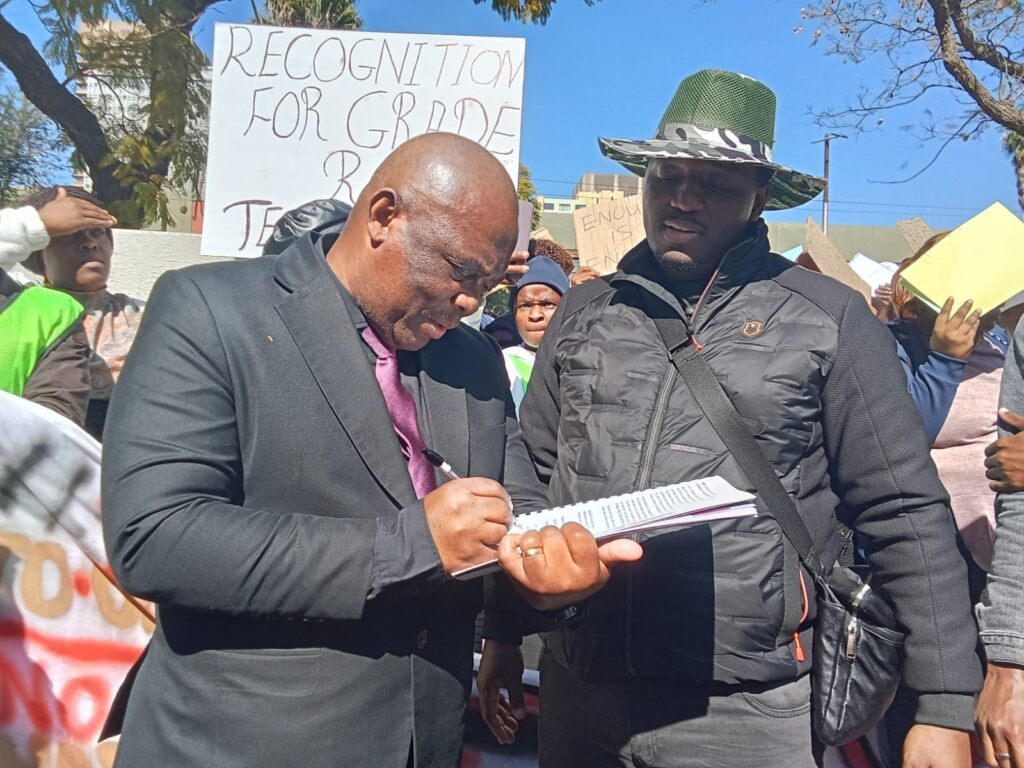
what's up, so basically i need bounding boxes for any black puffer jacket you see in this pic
[519,222,982,730]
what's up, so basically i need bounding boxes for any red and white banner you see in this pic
[0,392,151,767]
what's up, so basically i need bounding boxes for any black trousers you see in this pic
[538,650,822,768]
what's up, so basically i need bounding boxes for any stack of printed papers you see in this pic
[455,476,757,579]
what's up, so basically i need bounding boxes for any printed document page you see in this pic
[510,476,755,538]
[454,476,756,579]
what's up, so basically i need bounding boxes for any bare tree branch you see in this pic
[797,0,1023,192]
[947,0,1024,79]
[0,11,125,203]
[869,110,982,182]
[926,0,1024,133]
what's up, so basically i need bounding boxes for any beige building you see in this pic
[537,172,642,216]
[574,172,643,201]
[536,171,638,214]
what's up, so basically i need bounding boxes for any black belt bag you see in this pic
[652,313,904,746]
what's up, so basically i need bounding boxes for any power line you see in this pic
[790,199,977,212]
[533,200,970,220]
[532,177,982,213]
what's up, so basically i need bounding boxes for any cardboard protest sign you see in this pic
[573,197,644,273]
[203,24,526,258]
[898,203,1024,316]
[0,392,152,767]
[529,226,552,242]
[804,217,872,302]
[896,217,935,255]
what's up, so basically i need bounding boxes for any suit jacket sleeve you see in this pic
[103,270,403,622]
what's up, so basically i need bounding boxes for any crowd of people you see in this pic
[0,184,141,438]
[0,67,1022,768]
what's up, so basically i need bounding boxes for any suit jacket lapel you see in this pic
[419,338,470,481]
[274,239,416,508]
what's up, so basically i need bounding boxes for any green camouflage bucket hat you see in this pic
[599,69,826,210]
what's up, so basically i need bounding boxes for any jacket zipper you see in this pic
[688,230,759,345]
[689,263,722,340]
[621,231,760,678]
[633,365,678,494]
[690,241,806,659]
[625,362,678,676]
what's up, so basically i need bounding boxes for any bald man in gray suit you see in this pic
[102,133,640,768]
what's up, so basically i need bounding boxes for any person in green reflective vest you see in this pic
[0,189,113,425]
[502,256,570,417]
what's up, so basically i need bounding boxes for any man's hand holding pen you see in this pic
[421,449,642,605]
[422,478,514,575]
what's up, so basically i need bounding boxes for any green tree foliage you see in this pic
[0,73,66,206]
[475,0,599,24]
[261,0,363,29]
[0,1,215,227]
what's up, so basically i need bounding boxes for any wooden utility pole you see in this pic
[812,133,846,235]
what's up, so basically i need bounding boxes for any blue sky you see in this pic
[7,0,1016,228]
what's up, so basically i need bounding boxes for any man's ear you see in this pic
[750,180,771,222]
[366,188,399,246]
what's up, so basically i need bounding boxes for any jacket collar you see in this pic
[272,231,335,293]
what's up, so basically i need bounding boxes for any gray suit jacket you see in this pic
[101,234,545,767]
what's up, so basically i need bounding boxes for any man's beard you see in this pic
[654,250,704,278]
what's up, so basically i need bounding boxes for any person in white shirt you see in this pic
[502,256,570,416]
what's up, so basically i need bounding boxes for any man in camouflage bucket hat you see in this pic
[598,68,825,211]
[478,69,981,767]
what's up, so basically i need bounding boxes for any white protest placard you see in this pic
[573,196,645,273]
[848,253,898,293]
[203,24,526,258]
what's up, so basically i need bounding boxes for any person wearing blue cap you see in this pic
[502,256,570,416]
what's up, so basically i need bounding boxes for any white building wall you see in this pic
[8,230,230,300]
[105,231,229,299]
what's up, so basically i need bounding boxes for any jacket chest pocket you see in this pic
[713,343,824,440]
[557,363,663,480]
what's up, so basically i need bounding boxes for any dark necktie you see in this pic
[361,325,437,499]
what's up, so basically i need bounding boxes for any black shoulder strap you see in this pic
[651,313,831,581]
[560,275,616,316]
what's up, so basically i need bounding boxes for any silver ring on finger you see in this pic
[523,547,544,558]
[996,755,1012,763]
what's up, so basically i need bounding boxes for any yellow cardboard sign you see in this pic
[899,203,1024,316]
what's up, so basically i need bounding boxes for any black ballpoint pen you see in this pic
[421,448,462,480]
